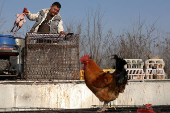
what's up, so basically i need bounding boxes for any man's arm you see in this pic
[58,20,65,34]
[26,10,39,21]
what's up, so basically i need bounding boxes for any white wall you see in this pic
[0,80,170,110]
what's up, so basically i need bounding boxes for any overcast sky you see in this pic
[0,0,170,37]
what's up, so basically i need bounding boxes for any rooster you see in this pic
[81,54,128,112]
[11,8,27,34]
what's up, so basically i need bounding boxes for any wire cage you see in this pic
[24,33,80,80]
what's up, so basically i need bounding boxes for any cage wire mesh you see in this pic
[24,33,80,80]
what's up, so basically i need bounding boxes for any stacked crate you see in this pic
[124,59,145,79]
[145,59,165,79]
[24,33,80,80]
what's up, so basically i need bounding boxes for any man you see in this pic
[26,2,65,34]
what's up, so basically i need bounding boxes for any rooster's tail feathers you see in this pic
[117,69,128,84]
[114,55,127,71]
[113,54,118,59]
[113,55,128,85]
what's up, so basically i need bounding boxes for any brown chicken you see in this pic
[81,55,128,112]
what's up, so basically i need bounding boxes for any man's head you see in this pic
[49,2,61,16]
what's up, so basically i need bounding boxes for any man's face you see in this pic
[49,5,60,16]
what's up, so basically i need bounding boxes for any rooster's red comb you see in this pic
[23,7,27,13]
[81,55,91,63]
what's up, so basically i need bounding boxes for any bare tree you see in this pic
[64,17,83,35]
[78,7,115,68]
[65,7,169,78]
[0,0,6,31]
[158,33,170,78]
[111,19,159,60]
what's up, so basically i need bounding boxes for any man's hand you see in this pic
[25,9,29,15]
[60,31,66,34]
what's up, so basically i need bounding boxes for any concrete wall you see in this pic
[0,80,170,110]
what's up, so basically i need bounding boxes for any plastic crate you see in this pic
[126,69,145,79]
[103,69,115,73]
[145,59,165,69]
[124,59,144,69]
[80,69,115,80]
[145,69,165,79]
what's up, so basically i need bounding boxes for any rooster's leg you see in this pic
[11,23,17,32]
[97,101,109,112]
[14,26,21,34]
[11,25,16,32]
[11,27,14,32]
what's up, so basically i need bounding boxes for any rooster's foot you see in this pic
[97,101,109,112]
[14,31,17,34]
[97,107,108,112]
[106,104,116,110]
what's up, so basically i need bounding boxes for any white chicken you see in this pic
[11,8,27,34]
